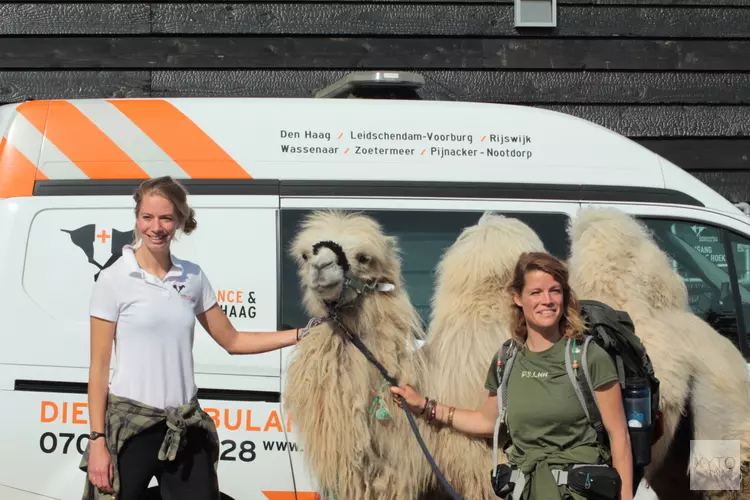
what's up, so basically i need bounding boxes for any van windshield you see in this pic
[641,217,747,354]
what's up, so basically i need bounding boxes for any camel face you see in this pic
[289,210,400,315]
[305,242,348,302]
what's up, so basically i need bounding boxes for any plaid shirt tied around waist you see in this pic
[79,393,220,500]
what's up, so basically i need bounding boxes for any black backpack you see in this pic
[491,299,660,472]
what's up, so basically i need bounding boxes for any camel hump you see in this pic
[568,207,689,313]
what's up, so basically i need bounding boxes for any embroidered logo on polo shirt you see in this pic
[172,283,196,302]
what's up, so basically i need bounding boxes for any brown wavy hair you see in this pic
[507,251,586,344]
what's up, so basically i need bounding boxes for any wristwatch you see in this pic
[90,431,105,441]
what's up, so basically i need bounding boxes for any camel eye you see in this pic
[356,254,371,265]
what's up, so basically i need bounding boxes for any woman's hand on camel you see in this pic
[390,384,428,414]
[88,439,114,494]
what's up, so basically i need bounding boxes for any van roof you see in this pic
[0,97,740,214]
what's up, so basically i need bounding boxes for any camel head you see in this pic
[567,207,689,315]
[289,210,403,319]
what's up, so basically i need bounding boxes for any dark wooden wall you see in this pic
[1,1,748,202]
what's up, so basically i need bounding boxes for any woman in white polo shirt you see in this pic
[82,176,302,500]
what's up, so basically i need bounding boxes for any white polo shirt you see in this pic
[89,245,217,409]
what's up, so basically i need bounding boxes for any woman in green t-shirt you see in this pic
[390,252,633,500]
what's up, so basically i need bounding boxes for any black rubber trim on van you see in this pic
[32,179,280,196]
[279,180,705,207]
[14,380,281,403]
[32,179,704,207]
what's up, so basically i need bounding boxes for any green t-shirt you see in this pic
[485,337,619,499]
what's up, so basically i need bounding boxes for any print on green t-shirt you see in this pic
[484,337,619,466]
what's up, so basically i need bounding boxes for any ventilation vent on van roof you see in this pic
[313,71,425,100]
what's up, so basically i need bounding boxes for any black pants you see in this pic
[117,421,220,500]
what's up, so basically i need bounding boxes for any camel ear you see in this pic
[478,211,499,225]
[384,234,399,252]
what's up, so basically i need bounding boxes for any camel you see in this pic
[566,207,750,500]
[418,212,548,499]
[282,206,750,500]
[282,210,431,500]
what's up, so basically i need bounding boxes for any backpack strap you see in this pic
[498,339,518,425]
[565,336,607,453]
[565,336,592,423]
[492,339,518,476]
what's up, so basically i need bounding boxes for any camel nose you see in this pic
[313,259,335,271]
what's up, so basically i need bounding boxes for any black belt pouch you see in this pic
[566,464,621,500]
[491,463,515,499]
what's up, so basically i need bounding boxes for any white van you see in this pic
[1,84,749,499]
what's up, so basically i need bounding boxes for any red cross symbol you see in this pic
[97,230,111,244]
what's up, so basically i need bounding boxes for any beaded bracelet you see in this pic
[297,316,326,342]
[429,401,437,423]
[418,397,429,416]
[423,399,437,423]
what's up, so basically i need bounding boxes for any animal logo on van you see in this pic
[61,224,134,281]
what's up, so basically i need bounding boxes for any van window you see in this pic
[640,218,743,353]
[728,232,750,335]
[280,209,570,331]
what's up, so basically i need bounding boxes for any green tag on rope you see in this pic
[375,406,391,420]
[369,378,392,421]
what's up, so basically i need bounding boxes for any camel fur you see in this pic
[567,207,750,500]
[282,210,431,500]
[418,212,547,499]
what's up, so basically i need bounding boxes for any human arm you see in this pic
[194,268,299,354]
[87,317,115,494]
[389,384,500,438]
[596,381,633,500]
[197,304,299,355]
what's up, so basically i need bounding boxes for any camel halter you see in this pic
[330,277,395,311]
[311,239,395,311]
[307,240,462,500]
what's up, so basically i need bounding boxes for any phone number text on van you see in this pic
[37,401,301,463]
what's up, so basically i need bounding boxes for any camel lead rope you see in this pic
[324,307,463,500]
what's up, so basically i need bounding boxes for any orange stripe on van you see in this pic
[0,137,45,198]
[16,100,50,134]
[262,492,319,500]
[108,99,251,179]
[20,100,149,180]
